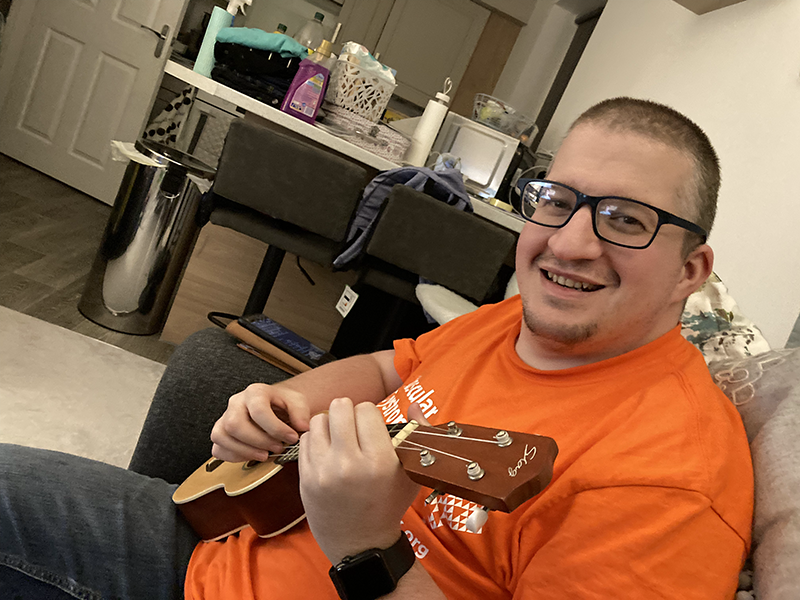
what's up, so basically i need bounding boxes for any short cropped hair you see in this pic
[570,97,720,246]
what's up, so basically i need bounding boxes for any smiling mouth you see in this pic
[543,270,604,292]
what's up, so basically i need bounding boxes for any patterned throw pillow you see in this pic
[681,273,771,363]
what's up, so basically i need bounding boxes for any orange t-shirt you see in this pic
[184,296,753,599]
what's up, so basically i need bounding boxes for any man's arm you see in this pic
[211,351,446,597]
[299,398,447,600]
[386,561,447,600]
[211,350,402,462]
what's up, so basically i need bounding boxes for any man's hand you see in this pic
[210,383,311,462]
[298,397,421,565]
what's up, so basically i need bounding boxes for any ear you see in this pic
[671,243,714,303]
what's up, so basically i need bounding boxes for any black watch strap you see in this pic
[329,533,416,600]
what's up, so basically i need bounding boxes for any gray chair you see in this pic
[330,185,518,357]
[207,119,370,315]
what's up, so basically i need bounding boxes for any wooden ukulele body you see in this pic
[174,458,304,541]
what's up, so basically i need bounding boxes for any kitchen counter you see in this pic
[163,60,525,233]
[165,60,399,173]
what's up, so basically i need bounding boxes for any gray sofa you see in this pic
[128,326,797,599]
[709,350,800,599]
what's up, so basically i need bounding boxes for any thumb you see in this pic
[407,402,431,426]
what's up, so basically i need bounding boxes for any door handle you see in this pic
[141,24,171,58]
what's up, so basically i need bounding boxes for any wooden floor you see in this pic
[0,154,176,364]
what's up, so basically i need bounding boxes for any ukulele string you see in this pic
[408,430,504,445]
[265,426,502,461]
[395,438,474,464]
[268,424,408,461]
[272,445,299,461]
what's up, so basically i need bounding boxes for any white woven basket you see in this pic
[324,60,396,123]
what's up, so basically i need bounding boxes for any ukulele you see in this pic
[173,420,559,542]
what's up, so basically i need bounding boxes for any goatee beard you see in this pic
[521,296,598,345]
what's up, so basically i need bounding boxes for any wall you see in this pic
[538,0,800,347]
[492,0,577,137]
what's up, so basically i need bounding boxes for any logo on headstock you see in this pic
[508,444,537,478]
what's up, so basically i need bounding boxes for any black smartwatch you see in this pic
[328,533,416,600]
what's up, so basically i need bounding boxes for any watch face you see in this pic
[333,551,396,600]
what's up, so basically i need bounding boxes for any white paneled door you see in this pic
[0,0,187,204]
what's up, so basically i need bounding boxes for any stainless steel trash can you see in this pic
[79,140,215,335]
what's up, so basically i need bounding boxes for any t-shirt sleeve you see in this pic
[513,485,747,599]
[391,312,467,380]
[393,336,421,382]
[392,300,515,381]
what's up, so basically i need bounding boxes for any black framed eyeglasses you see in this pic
[514,179,708,249]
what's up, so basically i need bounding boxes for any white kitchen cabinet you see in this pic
[370,0,490,107]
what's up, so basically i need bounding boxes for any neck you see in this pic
[514,320,679,371]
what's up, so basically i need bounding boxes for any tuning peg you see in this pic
[466,506,489,533]
[447,421,462,436]
[466,461,484,481]
[425,491,440,505]
[494,430,513,447]
[419,450,436,467]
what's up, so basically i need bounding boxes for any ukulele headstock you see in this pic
[396,421,558,513]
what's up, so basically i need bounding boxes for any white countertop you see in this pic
[164,60,525,233]
[165,61,399,172]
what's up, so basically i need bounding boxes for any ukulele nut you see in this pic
[467,461,485,481]
[420,450,436,467]
[447,421,462,437]
[494,430,513,447]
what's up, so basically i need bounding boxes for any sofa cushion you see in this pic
[710,348,800,600]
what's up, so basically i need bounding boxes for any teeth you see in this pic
[546,271,601,291]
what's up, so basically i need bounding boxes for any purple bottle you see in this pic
[280,40,333,124]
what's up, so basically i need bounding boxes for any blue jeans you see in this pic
[0,444,200,599]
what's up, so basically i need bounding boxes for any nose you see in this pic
[546,205,604,260]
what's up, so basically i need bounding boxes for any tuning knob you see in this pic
[425,491,440,505]
[466,506,489,533]
[466,461,484,480]
[494,430,513,447]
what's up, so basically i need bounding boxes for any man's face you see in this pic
[515,123,710,364]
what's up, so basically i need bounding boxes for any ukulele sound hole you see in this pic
[205,458,224,472]
[243,460,262,470]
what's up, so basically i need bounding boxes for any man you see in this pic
[0,97,752,599]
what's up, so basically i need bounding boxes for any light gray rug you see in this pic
[0,306,165,467]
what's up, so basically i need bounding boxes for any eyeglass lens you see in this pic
[522,182,660,247]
